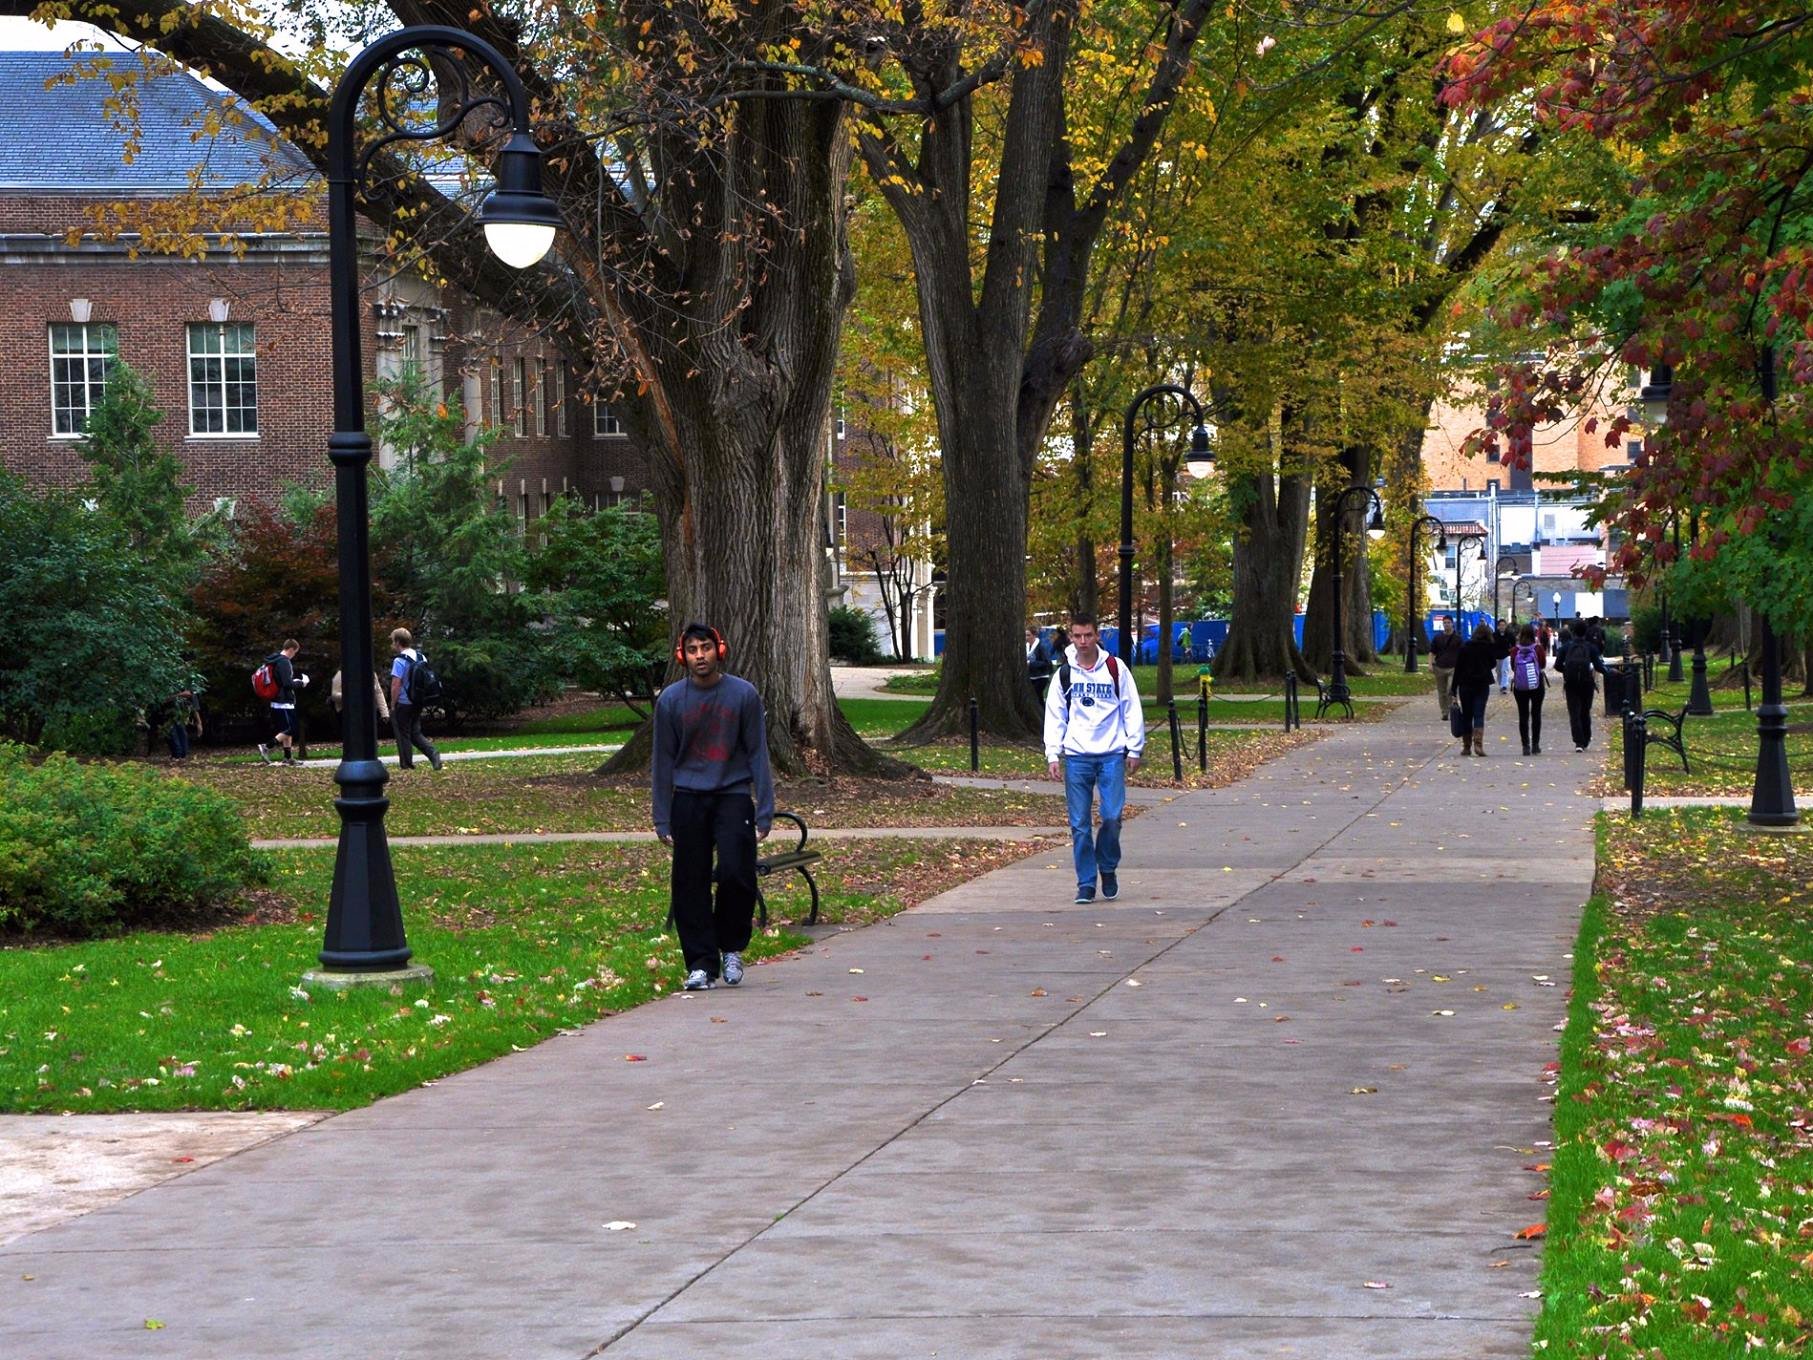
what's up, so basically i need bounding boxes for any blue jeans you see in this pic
[1456,683,1491,734]
[1063,751,1127,892]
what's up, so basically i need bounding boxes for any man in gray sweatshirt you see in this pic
[652,622,775,990]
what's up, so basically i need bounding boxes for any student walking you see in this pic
[1555,620,1606,751]
[255,639,310,765]
[1451,623,1510,756]
[1508,623,1548,755]
[389,629,444,772]
[652,623,775,992]
[1026,626,1055,702]
[1430,619,1464,718]
[1044,613,1145,904]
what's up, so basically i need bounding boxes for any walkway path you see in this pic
[251,824,1070,850]
[1,706,1593,1359]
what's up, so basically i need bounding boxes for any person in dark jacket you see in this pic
[1452,623,1511,756]
[1026,627,1055,700]
[1554,620,1607,751]
[1431,619,1465,718]
[257,639,310,765]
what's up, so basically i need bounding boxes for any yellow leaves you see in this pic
[1446,11,1467,34]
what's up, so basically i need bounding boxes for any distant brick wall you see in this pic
[1423,381,1639,493]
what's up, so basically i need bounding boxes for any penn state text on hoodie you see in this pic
[1043,644,1147,762]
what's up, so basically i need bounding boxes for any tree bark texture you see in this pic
[1216,413,1314,683]
[1301,446,1379,675]
[1071,388,1099,618]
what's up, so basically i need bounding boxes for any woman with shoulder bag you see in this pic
[1508,623,1547,755]
[1452,623,1511,757]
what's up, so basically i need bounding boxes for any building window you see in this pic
[533,359,547,437]
[49,322,118,435]
[187,322,258,436]
[835,406,846,439]
[834,492,847,544]
[1626,439,1642,460]
[401,324,423,373]
[555,364,568,438]
[593,402,623,437]
[512,358,526,436]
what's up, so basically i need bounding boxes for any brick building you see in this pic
[0,51,648,519]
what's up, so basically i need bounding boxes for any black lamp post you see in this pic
[1750,347,1798,827]
[1119,384,1213,664]
[1325,481,1386,707]
[312,28,562,981]
[1666,517,1685,682]
[1685,509,1714,716]
[1405,513,1446,672]
[1495,554,1519,628]
[1453,533,1488,628]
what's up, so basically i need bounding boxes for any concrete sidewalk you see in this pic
[1,707,1592,1359]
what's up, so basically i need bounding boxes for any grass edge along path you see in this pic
[0,835,1055,1117]
[1534,810,1813,1357]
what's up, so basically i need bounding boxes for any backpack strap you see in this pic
[1058,661,1072,708]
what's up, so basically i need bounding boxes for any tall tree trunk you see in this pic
[1301,446,1377,675]
[599,95,904,777]
[1217,412,1314,683]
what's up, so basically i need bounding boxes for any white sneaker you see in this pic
[722,952,744,986]
[683,969,714,991]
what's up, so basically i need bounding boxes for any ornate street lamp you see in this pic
[1119,384,1213,664]
[1404,513,1446,672]
[1750,346,1798,827]
[1324,480,1386,709]
[308,27,562,985]
[1453,533,1488,627]
[1495,554,1519,627]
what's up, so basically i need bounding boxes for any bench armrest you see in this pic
[771,810,810,853]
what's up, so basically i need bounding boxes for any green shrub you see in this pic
[828,605,883,664]
[0,744,267,937]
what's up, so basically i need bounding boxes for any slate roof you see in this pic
[0,51,308,191]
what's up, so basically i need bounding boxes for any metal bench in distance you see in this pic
[1313,677,1354,721]
[1641,703,1691,773]
[755,811,823,927]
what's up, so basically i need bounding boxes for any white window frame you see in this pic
[187,322,258,437]
[593,402,623,437]
[512,358,527,435]
[555,363,568,437]
[48,322,118,437]
[534,358,548,437]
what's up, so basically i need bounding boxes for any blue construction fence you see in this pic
[935,612,1395,663]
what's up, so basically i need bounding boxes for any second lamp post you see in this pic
[1325,481,1386,708]
[1119,384,1213,664]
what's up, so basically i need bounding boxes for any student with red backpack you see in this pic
[253,638,310,765]
[1508,623,1548,756]
[1044,613,1145,903]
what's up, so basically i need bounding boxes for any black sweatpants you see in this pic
[1512,686,1545,751]
[1564,680,1595,749]
[669,788,758,977]
[393,704,440,769]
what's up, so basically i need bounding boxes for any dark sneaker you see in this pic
[722,952,744,986]
[1101,872,1120,900]
[430,757,444,772]
[256,743,272,764]
[1073,886,1096,904]
[683,969,714,991]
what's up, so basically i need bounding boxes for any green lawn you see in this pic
[883,664,1429,700]
[0,836,1049,1114]
[1605,696,1813,797]
[1537,809,1813,1357]
[172,754,1071,841]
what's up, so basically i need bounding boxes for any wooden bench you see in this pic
[1641,703,1691,773]
[754,811,824,927]
[1312,677,1354,721]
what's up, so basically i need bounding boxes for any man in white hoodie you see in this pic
[1044,613,1145,903]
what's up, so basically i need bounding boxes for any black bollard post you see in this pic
[1197,690,1208,774]
[1630,714,1647,819]
[1168,699,1183,783]
[1283,673,1298,732]
[968,696,979,773]
[1621,708,1635,791]
[1742,659,1752,712]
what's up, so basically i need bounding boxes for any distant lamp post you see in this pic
[1405,513,1446,672]
[308,26,562,986]
[1750,345,1797,828]
[1551,589,1562,631]
[1686,508,1714,716]
[1325,480,1385,709]
[1639,366,1686,680]
[1119,384,1213,664]
[1453,533,1488,628]
[1495,555,1519,627]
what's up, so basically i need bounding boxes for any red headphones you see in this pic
[675,626,728,664]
